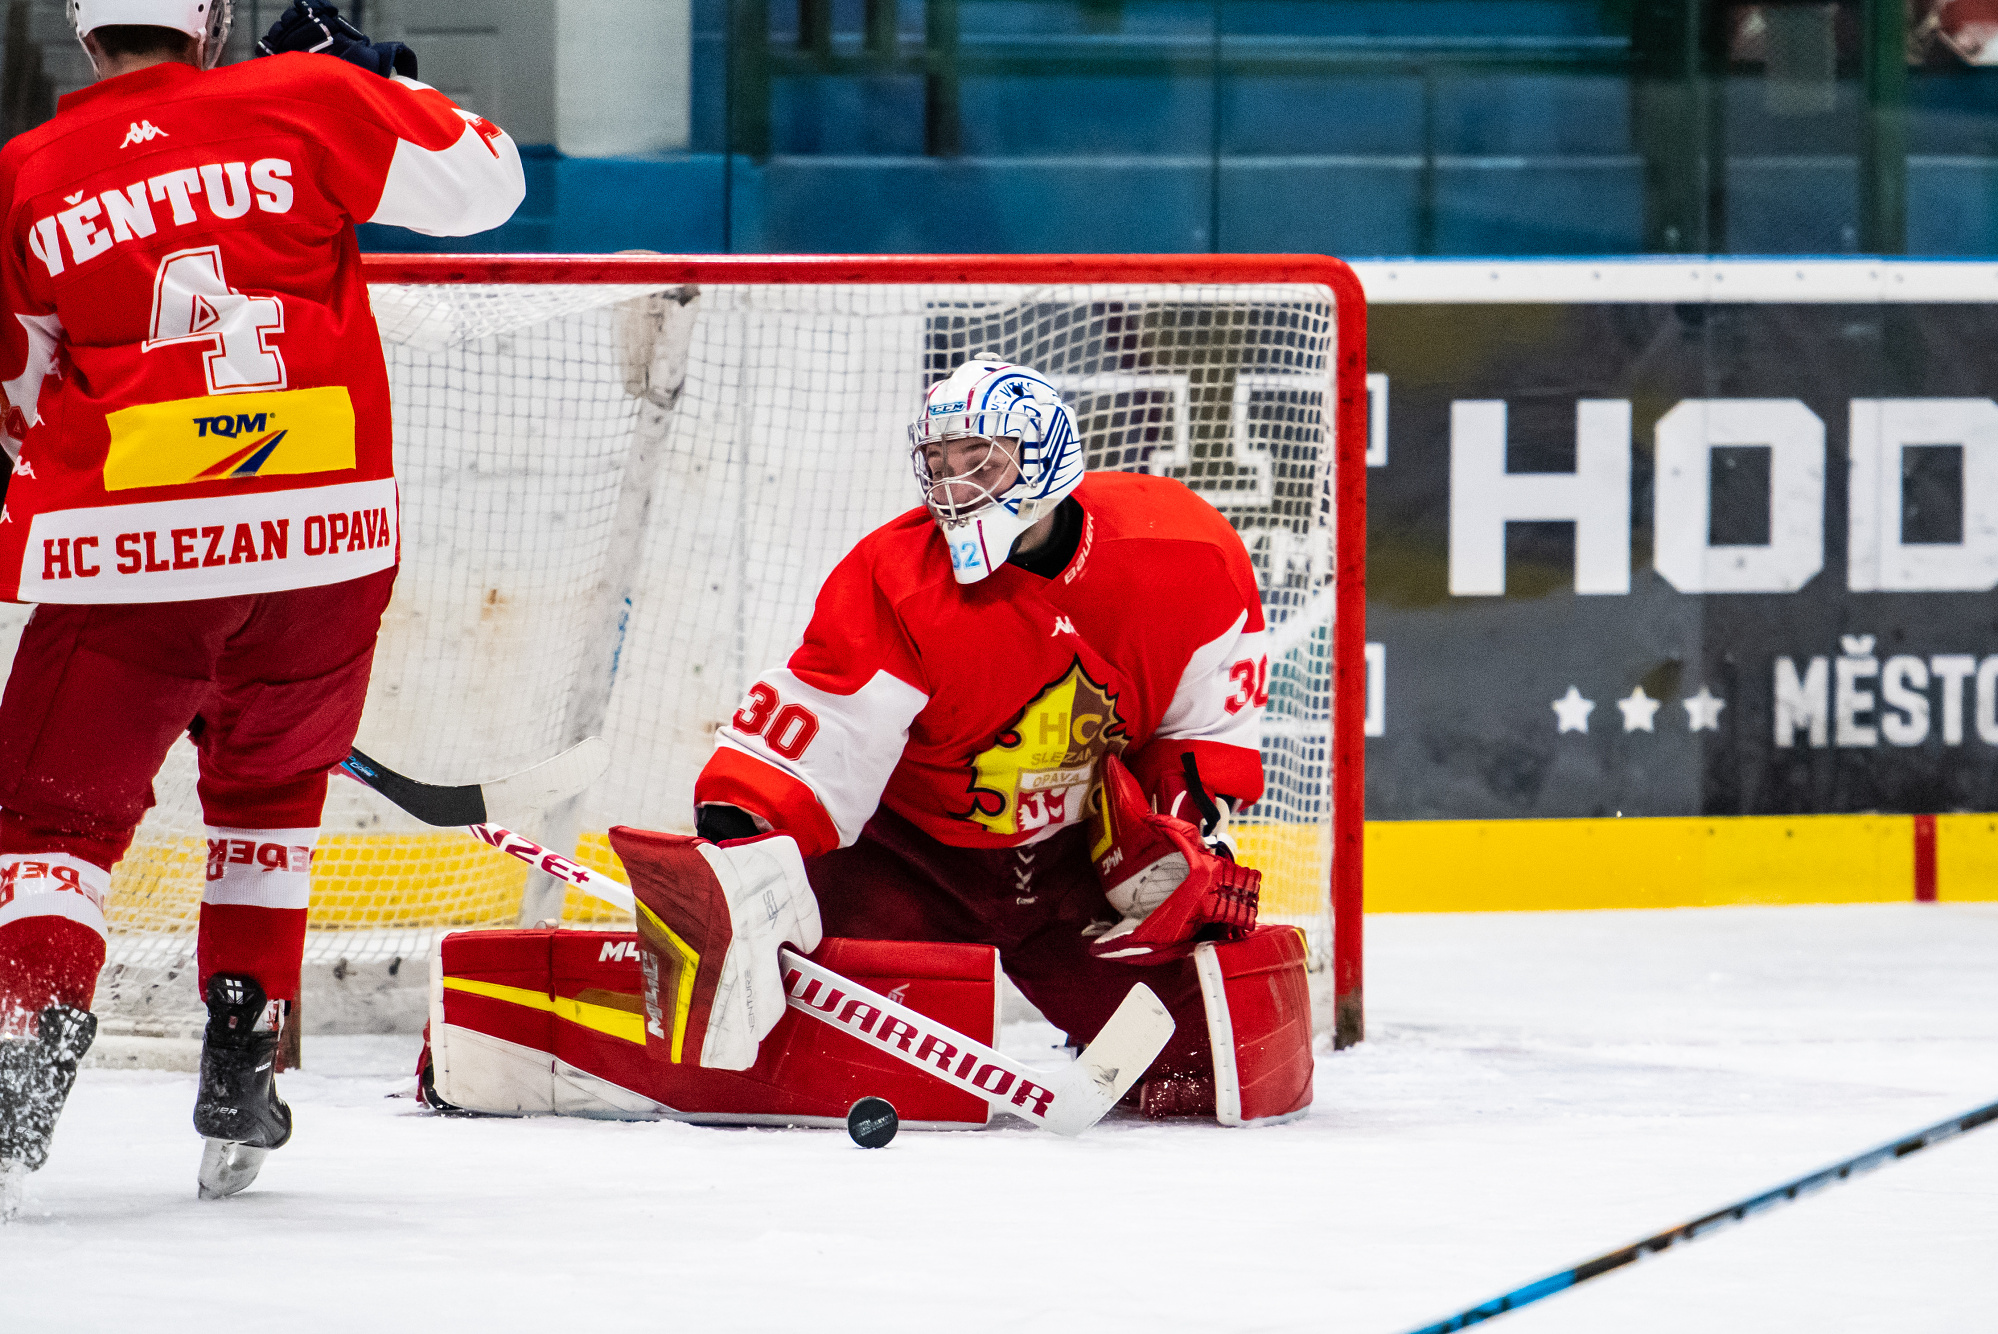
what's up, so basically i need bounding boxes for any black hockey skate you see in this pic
[0,1005,98,1179]
[193,974,291,1200]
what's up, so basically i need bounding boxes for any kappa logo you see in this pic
[120,120,168,149]
[1051,616,1076,637]
[10,457,33,480]
[885,984,911,1004]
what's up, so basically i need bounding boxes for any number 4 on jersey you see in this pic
[145,246,286,394]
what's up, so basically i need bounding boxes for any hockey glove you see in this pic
[258,0,418,79]
[1086,755,1259,964]
[610,826,823,1071]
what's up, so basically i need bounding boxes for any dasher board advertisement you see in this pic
[1356,261,1998,821]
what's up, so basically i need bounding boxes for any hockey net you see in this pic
[66,255,1367,1049]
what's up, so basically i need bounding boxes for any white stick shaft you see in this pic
[779,947,1070,1130]
[459,822,1082,1131]
[468,822,636,911]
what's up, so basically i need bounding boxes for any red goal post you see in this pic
[94,253,1369,1051]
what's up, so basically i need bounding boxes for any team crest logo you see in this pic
[960,658,1128,837]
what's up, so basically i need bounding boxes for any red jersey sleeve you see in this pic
[0,212,60,455]
[696,541,933,857]
[1124,506,1268,810]
[258,57,524,236]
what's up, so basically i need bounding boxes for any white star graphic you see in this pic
[1683,686,1727,732]
[1552,686,1595,734]
[1616,686,1662,733]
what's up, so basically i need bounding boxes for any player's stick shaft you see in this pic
[1401,1096,1998,1333]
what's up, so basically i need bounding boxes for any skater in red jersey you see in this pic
[0,0,522,1197]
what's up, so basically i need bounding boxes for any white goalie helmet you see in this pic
[909,359,1084,585]
[69,0,233,69]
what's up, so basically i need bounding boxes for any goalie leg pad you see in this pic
[1194,925,1314,1126]
[422,928,996,1127]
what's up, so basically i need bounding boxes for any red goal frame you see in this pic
[362,253,1369,1048]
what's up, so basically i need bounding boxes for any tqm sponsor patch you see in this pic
[101,386,355,491]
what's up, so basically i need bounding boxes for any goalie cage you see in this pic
[57,253,1367,1061]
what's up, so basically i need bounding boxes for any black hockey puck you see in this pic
[847,1097,898,1148]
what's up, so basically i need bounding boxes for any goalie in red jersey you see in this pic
[0,0,522,1196]
[621,359,1316,1125]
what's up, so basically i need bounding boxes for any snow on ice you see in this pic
[3,903,1994,1333]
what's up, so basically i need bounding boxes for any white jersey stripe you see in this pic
[1154,610,1265,751]
[716,668,930,849]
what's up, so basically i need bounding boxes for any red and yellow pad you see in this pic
[424,930,999,1129]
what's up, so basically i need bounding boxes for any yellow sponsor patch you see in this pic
[102,386,356,492]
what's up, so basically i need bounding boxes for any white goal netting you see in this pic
[59,273,1341,1039]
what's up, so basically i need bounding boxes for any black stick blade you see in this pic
[341,747,487,826]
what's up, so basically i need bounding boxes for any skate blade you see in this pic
[1,1159,30,1221]
[196,1139,270,1200]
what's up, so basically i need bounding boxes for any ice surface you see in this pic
[3,903,1994,1333]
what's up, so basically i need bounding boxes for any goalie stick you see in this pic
[342,753,1173,1134]
[1401,1095,1998,1333]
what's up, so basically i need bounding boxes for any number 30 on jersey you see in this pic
[732,683,822,760]
[1225,655,1269,714]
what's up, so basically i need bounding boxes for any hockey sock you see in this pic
[0,852,110,1034]
[196,826,317,1004]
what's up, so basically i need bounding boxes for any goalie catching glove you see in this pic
[608,826,823,1071]
[1087,754,1259,963]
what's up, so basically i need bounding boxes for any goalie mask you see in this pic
[909,360,1083,585]
[69,0,233,69]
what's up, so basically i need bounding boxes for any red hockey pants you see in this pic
[0,568,395,1025]
[804,806,1212,1078]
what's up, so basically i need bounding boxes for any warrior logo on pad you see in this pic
[101,386,357,491]
[961,657,1128,837]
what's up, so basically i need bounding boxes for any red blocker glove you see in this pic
[1086,755,1258,964]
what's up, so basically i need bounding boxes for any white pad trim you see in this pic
[201,826,316,909]
[1193,941,1243,1127]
